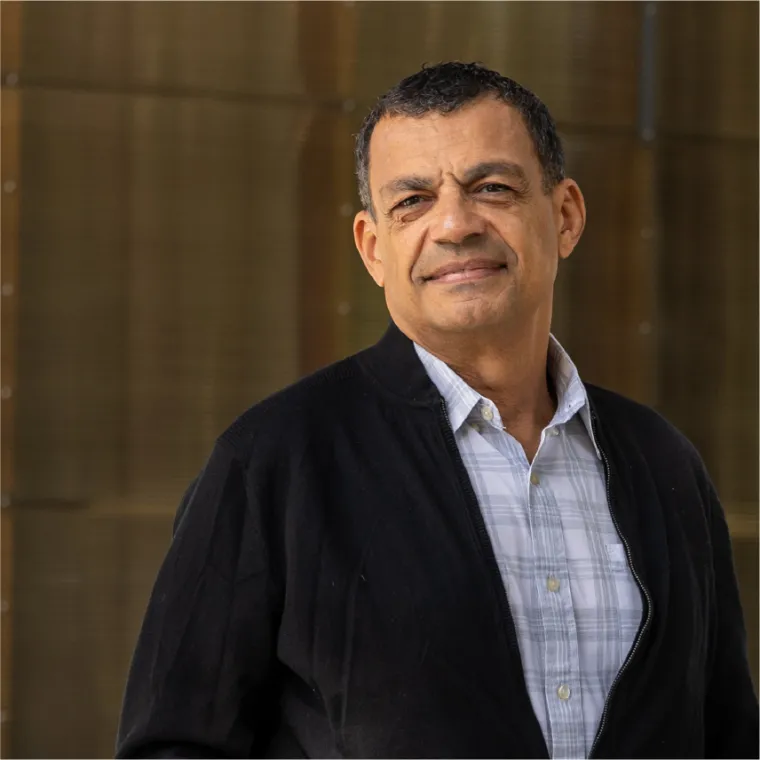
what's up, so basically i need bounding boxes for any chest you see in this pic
[458,415,623,565]
[456,415,644,662]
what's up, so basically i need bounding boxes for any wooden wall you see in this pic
[5,3,757,756]
[655,0,759,675]
[1,2,23,755]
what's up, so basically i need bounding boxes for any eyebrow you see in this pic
[461,161,529,187]
[379,161,530,203]
[379,174,433,201]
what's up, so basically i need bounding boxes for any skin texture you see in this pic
[354,96,587,461]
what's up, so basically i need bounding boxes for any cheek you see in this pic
[510,213,558,273]
[388,237,422,284]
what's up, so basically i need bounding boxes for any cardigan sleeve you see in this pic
[703,476,759,759]
[115,438,280,758]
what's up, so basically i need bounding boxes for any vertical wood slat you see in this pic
[1,1,22,755]
[554,136,658,407]
[552,5,657,406]
[296,1,357,375]
[613,141,658,407]
[0,81,18,760]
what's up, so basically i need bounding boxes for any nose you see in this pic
[429,189,487,248]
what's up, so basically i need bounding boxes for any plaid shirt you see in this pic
[415,338,643,760]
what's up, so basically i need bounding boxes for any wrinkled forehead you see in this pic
[368,98,540,189]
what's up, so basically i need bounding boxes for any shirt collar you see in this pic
[413,335,602,459]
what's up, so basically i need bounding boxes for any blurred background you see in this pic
[0,1,757,757]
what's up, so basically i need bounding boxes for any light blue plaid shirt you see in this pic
[415,338,643,760]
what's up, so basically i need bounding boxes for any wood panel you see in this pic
[553,135,657,405]
[22,1,303,101]
[16,89,130,504]
[296,1,357,374]
[353,1,641,131]
[12,507,172,758]
[123,96,301,506]
[1,15,20,496]
[655,0,758,682]
[657,1,758,140]
[23,1,643,132]
[657,138,758,503]
[1,1,22,754]
[17,90,302,509]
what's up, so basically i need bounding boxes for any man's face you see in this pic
[354,96,585,342]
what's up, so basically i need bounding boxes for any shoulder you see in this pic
[585,382,707,474]
[586,383,723,541]
[216,352,374,461]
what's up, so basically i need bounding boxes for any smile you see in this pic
[426,264,507,284]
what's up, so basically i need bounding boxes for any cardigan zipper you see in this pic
[588,410,653,758]
[437,401,528,683]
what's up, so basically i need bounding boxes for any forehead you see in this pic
[368,97,540,190]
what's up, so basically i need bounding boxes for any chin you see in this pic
[439,299,505,331]
[433,307,505,334]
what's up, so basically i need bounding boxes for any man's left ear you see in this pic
[556,179,587,260]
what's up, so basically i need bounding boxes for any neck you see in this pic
[411,318,557,451]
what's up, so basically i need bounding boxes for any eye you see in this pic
[394,194,425,210]
[477,183,512,194]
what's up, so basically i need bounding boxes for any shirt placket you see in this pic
[529,445,586,760]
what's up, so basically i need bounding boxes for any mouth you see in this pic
[424,260,507,284]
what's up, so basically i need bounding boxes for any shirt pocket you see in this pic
[605,543,644,638]
[605,542,628,566]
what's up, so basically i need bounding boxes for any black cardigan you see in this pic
[116,323,758,759]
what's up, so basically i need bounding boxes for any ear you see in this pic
[555,179,587,261]
[353,210,384,287]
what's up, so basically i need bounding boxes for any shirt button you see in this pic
[548,427,559,437]
[557,684,571,701]
[481,405,494,422]
[530,472,540,486]
[547,576,560,592]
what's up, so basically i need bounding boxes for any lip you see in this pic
[424,258,506,283]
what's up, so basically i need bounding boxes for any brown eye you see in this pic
[477,183,511,194]
[396,195,424,210]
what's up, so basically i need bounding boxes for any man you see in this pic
[116,62,758,759]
